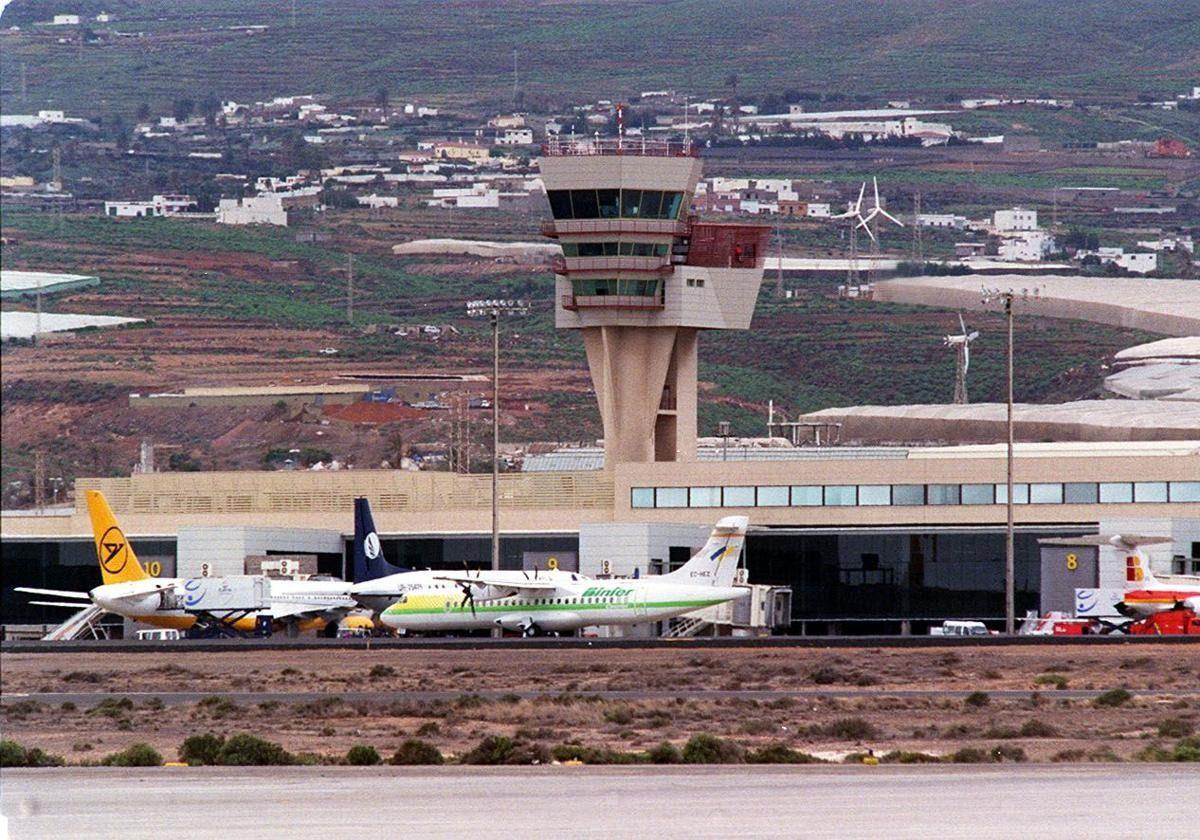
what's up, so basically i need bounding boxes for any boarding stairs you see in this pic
[663,615,712,638]
[43,604,109,641]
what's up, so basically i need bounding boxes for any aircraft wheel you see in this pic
[285,620,300,639]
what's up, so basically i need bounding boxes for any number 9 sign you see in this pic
[547,557,559,571]
[1065,552,1078,571]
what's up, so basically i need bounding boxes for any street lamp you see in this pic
[717,421,732,461]
[981,286,1039,635]
[466,299,529,575]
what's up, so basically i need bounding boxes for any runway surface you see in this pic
[2,765,1195,839]
[6,686,1200,707]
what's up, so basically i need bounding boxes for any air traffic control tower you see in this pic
[540,135,769,464]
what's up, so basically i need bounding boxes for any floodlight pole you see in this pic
[490,307,500,573]
[1004,292,1014,636]
[467,300,529,577]
[983,288,1017,634]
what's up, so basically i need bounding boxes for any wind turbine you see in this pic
[859,177,904,285]
[943,312,980,404]
[832,182,870,284]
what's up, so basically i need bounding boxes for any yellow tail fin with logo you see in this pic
[86,490,150,585]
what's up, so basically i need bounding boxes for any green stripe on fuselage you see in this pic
[382,598,724,617]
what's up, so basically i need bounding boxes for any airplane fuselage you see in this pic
[376,575,746,633]
[90,578,355,632]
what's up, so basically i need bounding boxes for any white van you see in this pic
[135,628,182,641]
[930,620,992,637]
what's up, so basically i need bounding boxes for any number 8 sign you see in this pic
[1065,552,1078,571]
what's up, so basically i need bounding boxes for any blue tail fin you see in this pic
[353,497,406,582]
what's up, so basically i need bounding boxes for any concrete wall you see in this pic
[176,526,344,577]
[578,521,708,578]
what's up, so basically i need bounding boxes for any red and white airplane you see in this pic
[1116,536,1200,618]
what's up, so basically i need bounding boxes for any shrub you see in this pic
[1174,739,1200,762]
[1034,673,1068,690]
[0,740,26,767]
[1093,688,1132,708]
[102,743,163,767]
[737,719,777,736]
[1086,747,1121,762]
[415,722,441,737]
[991,744,1026,763]
[391,739,444,766]
[682,734,744,764]
[603,706,634,726]
[949,747,988,764]
[826,717,877,740]
[881,751,942,764]
[1134,744,1174,762]
[964,692,990,708]
[346,745,381,766]
[0,741,65,768]
[647,741,682,764]
[551,744,641,765]
[1019,719,1058,738]
[1051,749,1085,763]
[179,733,225,766]
[1157,718,1194,739]
[215,733,294,766]
[461,735,549,766]
[369,664,396,679]
[809,666,842,685]
[747,744,824,764]
[90,697,134,718]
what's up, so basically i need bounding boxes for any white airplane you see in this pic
[16,490,357,636]
[1114,535,1200,618]
[353,515,751,635]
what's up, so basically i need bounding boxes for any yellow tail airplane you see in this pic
[17,490,357,635]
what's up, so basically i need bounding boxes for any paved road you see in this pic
[2,765,1196,839]
[6,686,1200,707]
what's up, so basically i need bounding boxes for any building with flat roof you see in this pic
[3,441,1197,632]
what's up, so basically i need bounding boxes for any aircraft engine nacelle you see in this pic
[531,612,584,632]
[471,583,509,602]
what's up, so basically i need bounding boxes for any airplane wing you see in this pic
[14,587,91,600]
[28,600,98,609]
[432,572,562,599]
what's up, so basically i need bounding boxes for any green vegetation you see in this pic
[345,745,381,766]
[390,739,444,766]
[0,739,65,767]
[2,0,1195,117]
[964,692,991,709]
[1093,688,1133,708]
[460,735,550,766]
[102,743,163,767]
[179,733,224,766]
[1034,673,1069,690]
[213,733,295,766]
[682,733,744,764]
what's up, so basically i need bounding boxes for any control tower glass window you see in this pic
[546,189,684,220]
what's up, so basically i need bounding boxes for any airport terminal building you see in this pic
[3,138,1198,634]
[3,441,1198,633]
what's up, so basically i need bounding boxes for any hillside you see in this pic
[2,0,1197,117]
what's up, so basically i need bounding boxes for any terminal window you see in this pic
[630,480,1194,510]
